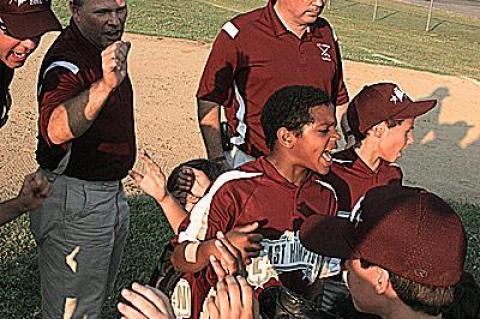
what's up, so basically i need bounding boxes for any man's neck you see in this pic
[273,2,308,38]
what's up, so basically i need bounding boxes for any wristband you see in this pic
[185,241,200,264]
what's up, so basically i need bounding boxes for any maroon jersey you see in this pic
[197,0,349,157]
[178,157,340,318]
[35,21,136,181]
[326,147,403,212]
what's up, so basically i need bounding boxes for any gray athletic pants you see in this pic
[29,171,129,319]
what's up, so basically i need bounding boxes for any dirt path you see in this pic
[1,33,479,203]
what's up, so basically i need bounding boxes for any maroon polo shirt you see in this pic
[36,20,136,181]
[197,0,349,157]
[178,157,339,317]
[325,147,403,212]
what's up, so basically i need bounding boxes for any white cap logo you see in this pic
[390,86,405,105]
[9,0,44,6]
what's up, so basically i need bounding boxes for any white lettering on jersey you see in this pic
[317,43,332,61]
[222,21,239,39]
[171,279,192,318]
[246,230,341,288]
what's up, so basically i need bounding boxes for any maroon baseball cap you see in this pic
[300,185,467,287]
[347,83,437,135]
[0,0,61,39]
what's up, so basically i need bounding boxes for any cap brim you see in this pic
[393,99,437,120]
[299,214,358,259]
[1,10,61,39]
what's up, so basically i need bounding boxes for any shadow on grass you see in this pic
[376,10,399,20]
[429,20,448,31]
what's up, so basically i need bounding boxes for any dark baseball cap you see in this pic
[0,0,61,39]
[347,83,437,135]
[300,185,466,287]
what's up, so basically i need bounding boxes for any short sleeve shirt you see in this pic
[36,20,136,181]
[325,147,403,212]
[197,0,349,157]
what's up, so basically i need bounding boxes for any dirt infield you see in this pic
[1,33,479,203]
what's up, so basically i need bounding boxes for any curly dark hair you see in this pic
[261,86,331,150]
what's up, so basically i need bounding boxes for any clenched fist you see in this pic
[101,40,131,91]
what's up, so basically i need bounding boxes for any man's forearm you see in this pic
[0,198,25,226]
[47,80,113,145]
[197,99,224,159]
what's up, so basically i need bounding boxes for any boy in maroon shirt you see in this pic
[169,85,341,318]
[326,83,437,213]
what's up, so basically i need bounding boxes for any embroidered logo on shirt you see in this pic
[390,86,406,104]
[317,43,332,61]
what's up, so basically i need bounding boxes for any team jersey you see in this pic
[177,157,340,318]
[325,147,403,212]
[197,0,349,157]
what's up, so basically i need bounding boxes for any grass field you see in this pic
[0,197,478,318]
[51,0,480,79]
[0,1,478,318]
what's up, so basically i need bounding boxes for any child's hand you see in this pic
[17,171,52,211]
[117,283,174,319]
[211,233,246,279]
[225,222,263,264]
[206,275,258,319]
[129,150,168,203]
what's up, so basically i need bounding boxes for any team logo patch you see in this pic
[317,43,332,61]
[390,86,406,105]
[246,231,340,288]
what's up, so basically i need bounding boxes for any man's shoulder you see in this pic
[220,7,264,39]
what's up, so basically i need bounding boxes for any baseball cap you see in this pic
[300,185,467,287]
[347,83,437,135]
[0,0,61,39]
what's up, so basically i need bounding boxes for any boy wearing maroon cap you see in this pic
[326,82,437,212]
[0,0,60,226]
[300,185,467,319]
[0,0,61,128]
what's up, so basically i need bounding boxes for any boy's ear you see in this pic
[371,121,387,138]
[373,266,390,295]
[276,127,296,149]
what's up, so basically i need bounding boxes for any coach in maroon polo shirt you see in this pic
[197,0,349,169]
[31,0,134,318]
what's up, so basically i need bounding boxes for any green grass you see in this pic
[0,197,478,318]
[51,0,480,79]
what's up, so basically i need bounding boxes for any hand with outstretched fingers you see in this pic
[129,150,168,203]
[225,222,263,264]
